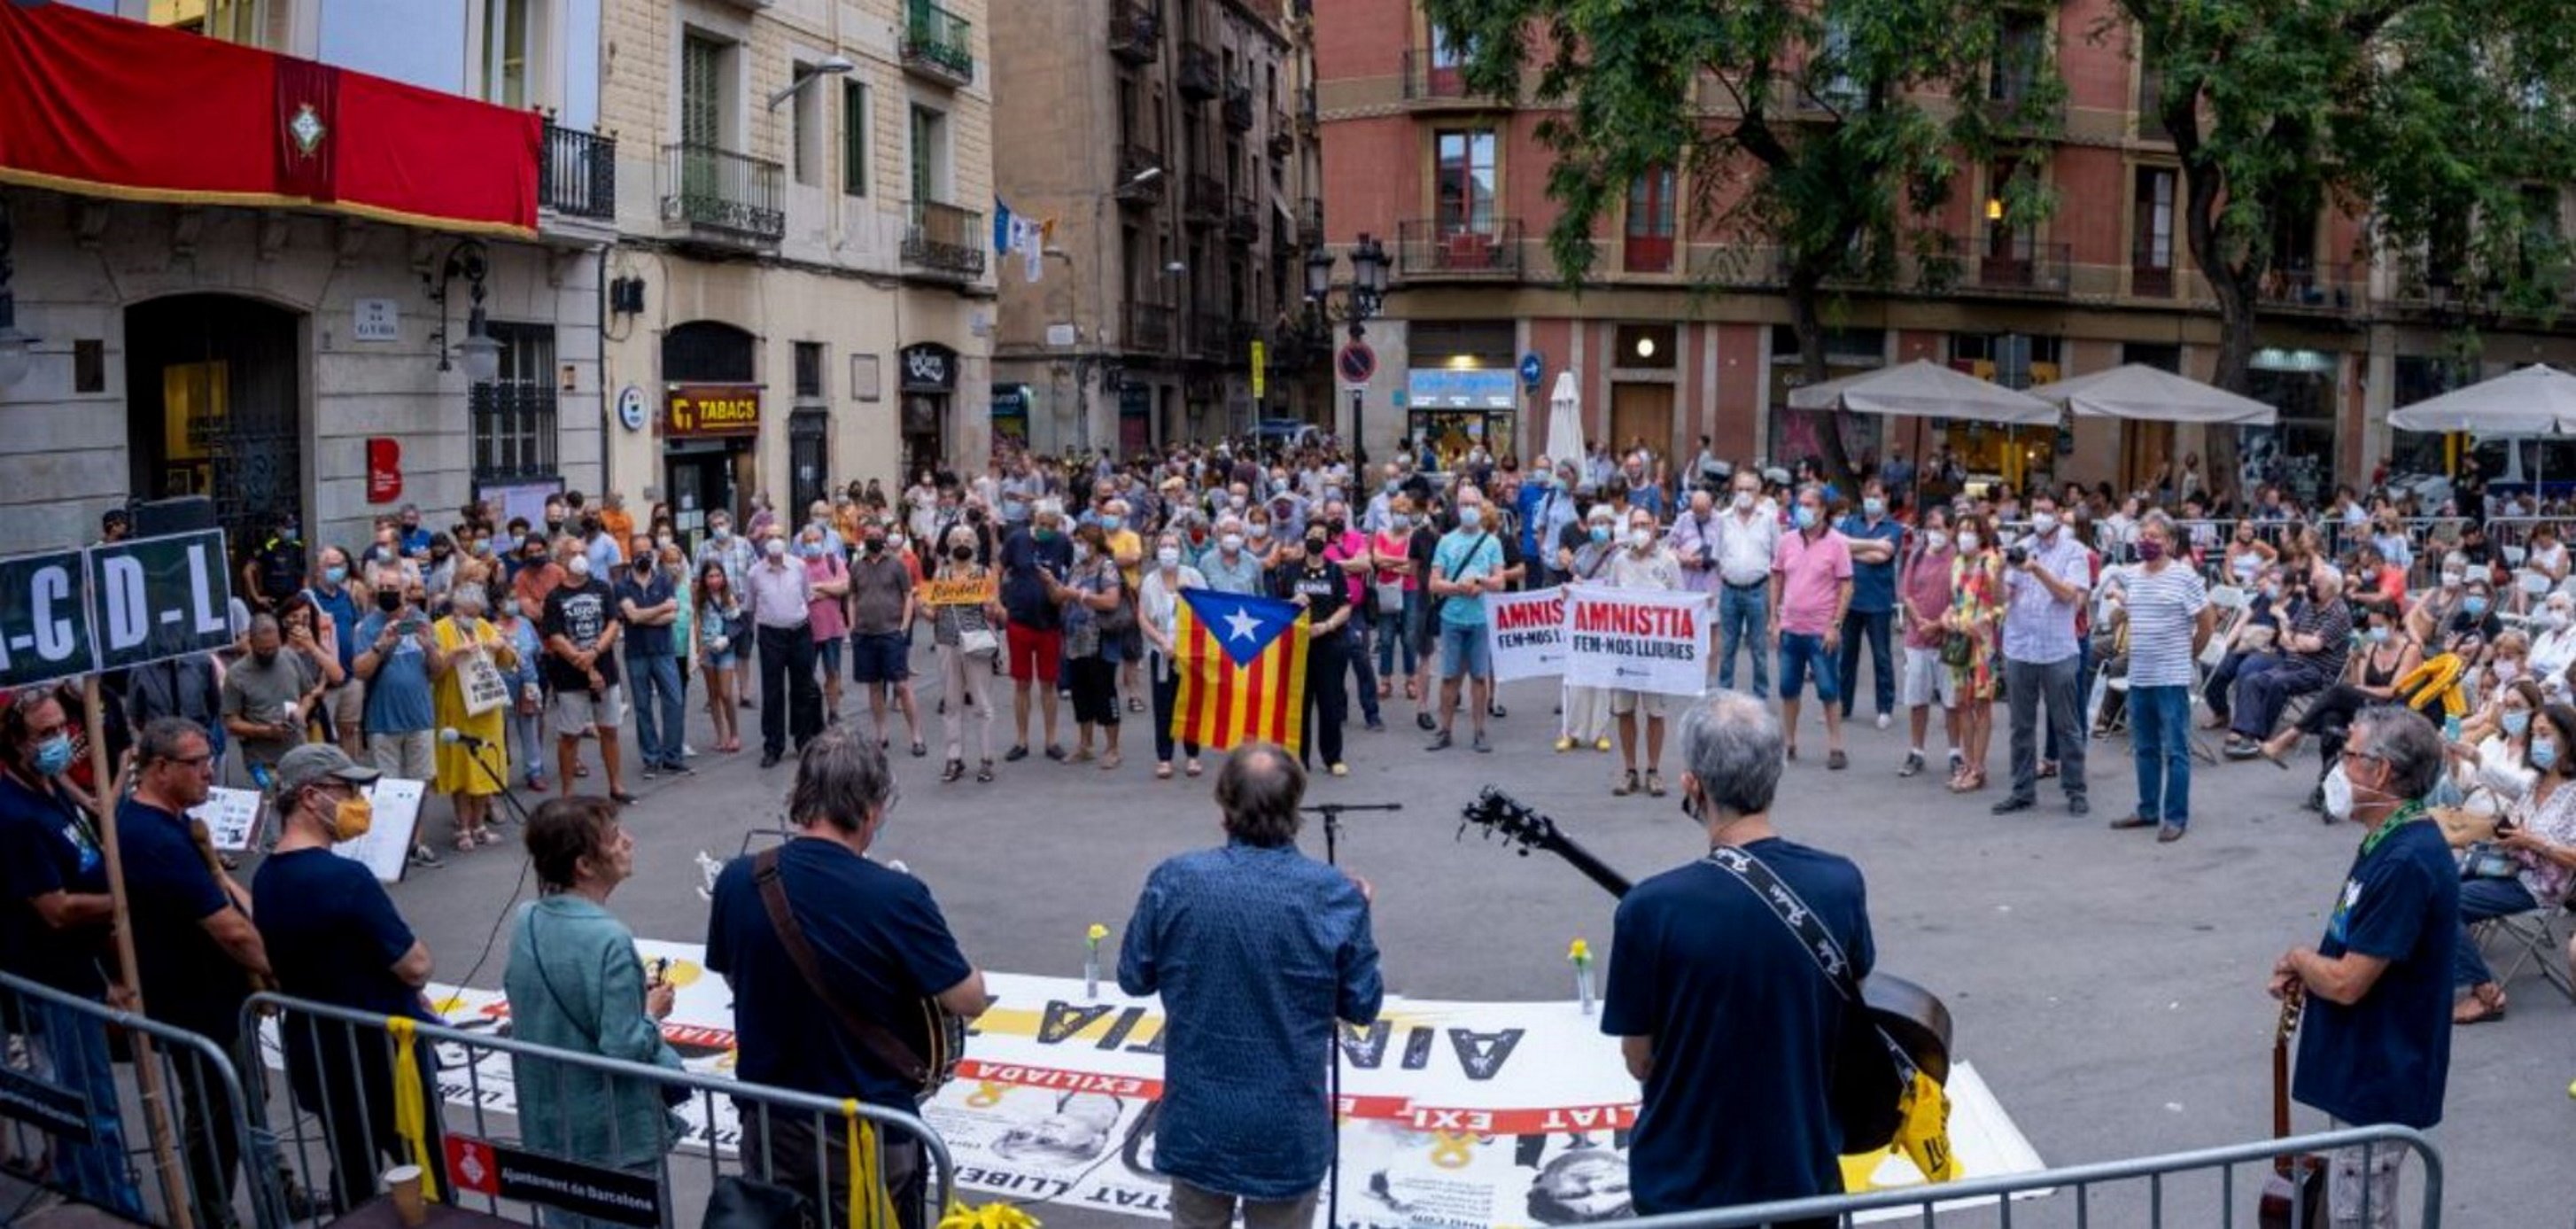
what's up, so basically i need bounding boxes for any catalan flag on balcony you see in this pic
[1172,588,1309,754]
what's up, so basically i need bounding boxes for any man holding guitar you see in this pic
[707,727,993,1229]
[1601,690,1874,1227]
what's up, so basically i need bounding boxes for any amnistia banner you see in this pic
[1484,587,1568,682]
[265,940,2045,1228]
[1560,586,1711,697]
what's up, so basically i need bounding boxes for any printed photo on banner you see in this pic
[1560,586,1710,697]
[1484,587,1568,682]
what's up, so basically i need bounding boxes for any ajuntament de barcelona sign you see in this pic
[665,385,762,439]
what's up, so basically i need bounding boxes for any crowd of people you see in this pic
[4,431,2565,1229]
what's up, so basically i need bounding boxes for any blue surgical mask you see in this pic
[32,734,74,778]
[1104,516,1125,532]
[1589,525,1612,543]
[2535,739,2560,771]
[323,564,348,585]
[1793,506,1819,531]
[2367,626,2391,644]
[2465,596,2490,618]
[1863,497,1886,517]
[2505,710,2532,738]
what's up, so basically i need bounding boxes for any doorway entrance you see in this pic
[126,294,305,555]
[1610,383,1674,462]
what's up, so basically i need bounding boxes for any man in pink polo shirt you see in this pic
[1770,485,1854,768]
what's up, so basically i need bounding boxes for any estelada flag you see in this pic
[1173,588,1309,754]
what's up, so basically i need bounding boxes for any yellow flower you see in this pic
[1086,923,1109,945]
[1567,938,1592,963]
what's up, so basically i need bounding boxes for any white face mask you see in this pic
[1626,526,1654,549]
[2322,762,2355,821]
[1157,547,1180,569]
[2032,511,2060,535]
[1733,491,1756,511]
[1926,530,1951,553]
[1220,533,1245,553]
[1956,532,1981,553]
[566,556,592,579]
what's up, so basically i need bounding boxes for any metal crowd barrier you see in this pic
[241,992,956,1229]
[1612,1124,2441,1228]
[1,968,281,1229]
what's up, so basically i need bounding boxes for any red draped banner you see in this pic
[0,2,539,237]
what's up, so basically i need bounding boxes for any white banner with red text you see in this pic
[1483,587,1570,682]
[1559,586,1711,697]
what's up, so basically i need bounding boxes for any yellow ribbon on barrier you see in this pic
[385,1016,440,1202]
[1892,1070,1957,1184]
[844,1101,901,1229]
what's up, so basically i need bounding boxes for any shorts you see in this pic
[1777,632,1841,703]
[551,684,625,738]
[1438,621,1490,679]
[815,636,844,675]
[1610,689,1668,719]
[850,631,912,684]
[1902,645,1959,709]
[321,681,364,730]
[1007,622,1063,685]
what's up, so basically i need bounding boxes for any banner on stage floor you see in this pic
[1484,587,1568,682]
[278,941,2043,1227]
[1561,586,1709,697]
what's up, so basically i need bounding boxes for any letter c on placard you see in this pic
[30,564,77,663]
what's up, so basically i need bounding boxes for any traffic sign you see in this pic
[0,529,234,690]
[1518,352,1544,389]
[1338,341,1377,387]
[1252,340,1268,399]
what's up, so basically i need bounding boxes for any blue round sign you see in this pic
[1518,352,1544,389]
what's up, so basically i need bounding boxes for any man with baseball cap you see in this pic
[251,743,440,1213]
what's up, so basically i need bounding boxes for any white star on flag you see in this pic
[1223,605,1262,642]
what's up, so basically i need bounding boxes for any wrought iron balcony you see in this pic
[1394,218,1524,280]
[903,200,987,277]
[659,143,785,245]
[1222,82,1254,131]
[1116,145,1166,207]
[1177,43,1221,101]
[1189,310,1230,361]
[1269,113,1294,157]
[539,121,616,221]
[1401,49,1501,104]
[1107,2,1159,65]
[1295,197,1323,248]
[1225,196,1261,245]
[1125,301,1174,354]
[1968,237,2072,297]
[901,1,974,86]
[2258,261,2359,314]
[1296,84,1318,134]
[1182,174,1224,227]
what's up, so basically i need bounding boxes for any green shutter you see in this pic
[843,80,867,197]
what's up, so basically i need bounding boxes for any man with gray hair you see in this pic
[707,727,992,1229]
[2273,703,2455,1228]
[2104,511,2213,842]
[1603,691,1873,1218]
[1118,743,1382,1229]
[2224,564,2351,757]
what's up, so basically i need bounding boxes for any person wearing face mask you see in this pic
[221,613,328,782]
[1604,509,1683,797]
[741,528,822,767]
[1769,486,1854,770]
[428,584,521,853]
[541,545,639,797]
[1049,524,1129,769]
[1138,531,1210,781]
[1990,495,2093,815]
[1199,516,1265,596]
[1897,506,1961,781]
[1555,507,1624,755]
[2223,567,2353,761]
[252,742,445,1214]
[2271,704,2456,1227]
[0,688,144,1216]
[2450,702,2576,1025]
[2097,514,2215,843]
[1712,473,1781,698]
[1264,520,1356,774]
[613,536,689,782]
[928,526,1008,783]
[1369,496,1425,712]
[303,546,367,755]
[1001,502,1077,761]
[2532,596,2576,680]
[1428,491,1508,753]
[1835,481,1905,733]
[490,587,553,788]
[850,526,927,758]
[353,560,450,801]
[2257,601,2425,795]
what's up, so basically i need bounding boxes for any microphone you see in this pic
[438,727,493,750]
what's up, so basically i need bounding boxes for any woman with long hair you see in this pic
[932,524,1005,782]
[695,560,744,753]
[1945,514,2006,792]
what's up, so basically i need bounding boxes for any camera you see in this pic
[2006,546,2029,567]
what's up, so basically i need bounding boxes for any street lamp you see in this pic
[0,202,35,391]
[425,239,501,385]
[1306,232,1389,460]
[767,55,857,110]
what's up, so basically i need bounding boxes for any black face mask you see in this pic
[950,546,975,562]
[376,590,403,612]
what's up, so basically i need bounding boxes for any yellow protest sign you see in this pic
[922,576,998,606]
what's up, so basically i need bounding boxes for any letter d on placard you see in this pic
[97,555,148,652]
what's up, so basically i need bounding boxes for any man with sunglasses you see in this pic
[118,717,272,1229]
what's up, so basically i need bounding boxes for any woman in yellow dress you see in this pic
[432,583,519,851]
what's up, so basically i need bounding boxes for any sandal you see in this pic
[1378,681,1393,700]
[941,759,966,783]
[1099,752,1122,771]
[1155,762,1174,780]
[477,827,501,846]
[454,833,478,853]
[976,760,996,783]
[1612,769,1639,797]
[2453,987,2508,1025]
[1184,758,1203,777]
[2037,760,2059,779]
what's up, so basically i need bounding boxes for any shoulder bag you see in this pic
[1424,532,1493,628]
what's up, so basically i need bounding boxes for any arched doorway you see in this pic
[126,294,306,556]
[661,321,760,546]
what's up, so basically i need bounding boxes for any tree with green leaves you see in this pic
[2126,0,2576,394]
[1420,0,2065,484]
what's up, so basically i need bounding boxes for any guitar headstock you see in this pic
[1459,788,1564,859]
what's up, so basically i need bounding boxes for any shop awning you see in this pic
[0,2,539,237]
[2027,363,2277,425]
[1786,359,2059,425]
[2387,364,2576,435]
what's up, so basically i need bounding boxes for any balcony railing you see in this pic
[1183,174,1225,227]
[1970,238,2072,296]
[1125,302,1174,354]
[903,200,987,277]
[659,143,785,245]
[1225,196,1261,245]
[539,121,616,221]
[1295,197,1323,247]
[2259,261,2359,313]
[1222,82,1254,131]
[1394,218,1524,279]
[1269,113,1293,156]
[2131,264,2176,299]
[901,1,975,86]
[1116,144,1166,206]
[1107,2,1159,65]
[1189,311,1231,362]
[1296,84,1318,133]
[1178,43,1221,101]
[1401,49,1499,103]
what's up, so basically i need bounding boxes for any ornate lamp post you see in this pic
[1304,232,1387,458]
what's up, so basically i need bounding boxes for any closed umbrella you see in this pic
[1544,370,1586,471]
[2029,363,2277,424]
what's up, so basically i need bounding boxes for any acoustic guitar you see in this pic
[2257,992,2324,1228]
[1458,787,1954,1152]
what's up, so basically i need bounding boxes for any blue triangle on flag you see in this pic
[1182,588,1300,667]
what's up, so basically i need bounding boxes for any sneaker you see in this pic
[1329,762,1349,777]
[1613,769,1638,797]
[640,764,659,781]
[2068,796,2091,817]
[1594,736,1612,752]
[1416,712,1437,732]
[1554,736,1575,752]
[1875,712,1891,730]
[1365,719,1386,732]
[1472,731,1492,753]
[1645,771,1666,797]
[663,761,696,777]
[409,843,445,869]
[1005,744,1030,762]
[1427,731,1454,751]
[1898,751,1925,777]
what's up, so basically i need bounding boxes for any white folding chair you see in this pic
[2505,544,2531,568]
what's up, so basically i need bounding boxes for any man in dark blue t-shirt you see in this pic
[1602,691,1871,1223]
[252,743,438,1213]
[708,727,991,1229]
[1835,480,1905,728]
[119,717,270,1229]
[2277,705,2456,1226]
[997,502,1075,760]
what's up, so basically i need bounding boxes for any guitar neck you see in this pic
[1545,836,1634,899]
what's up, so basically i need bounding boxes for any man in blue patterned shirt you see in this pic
[1118,743,1384,1229]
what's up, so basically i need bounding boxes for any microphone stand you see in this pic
[1298,800,1401,1229]
[448,731,537,827]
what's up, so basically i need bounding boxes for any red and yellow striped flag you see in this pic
[1172,588,1309,753]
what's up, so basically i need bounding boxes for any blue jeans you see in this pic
[1718,583,1770,697]
[1837,608,1895,719]
[1350,617,1382,726]
[626,650,683,766]
[1777,632,1839,702]
[31,997,143,1216]
[2129,684,2192,826]
[2455,875,2541,989]
[1378,590,1422,679]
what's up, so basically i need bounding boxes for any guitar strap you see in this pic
[751,847,932,1089]
[1700,845,1885,1049]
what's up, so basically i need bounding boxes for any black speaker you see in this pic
[129,495,218,537]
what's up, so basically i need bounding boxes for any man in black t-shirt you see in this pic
[541,548,632,804]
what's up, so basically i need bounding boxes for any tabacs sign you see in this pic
[0,529,236,690]
[665,385,761,439]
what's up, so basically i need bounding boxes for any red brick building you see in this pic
[1307,0,2576,500]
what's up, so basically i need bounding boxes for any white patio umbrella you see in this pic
[2386,364,2576,434]
[1543,370,1586,471]
[2028,363,2277,424]
[1786,359,2059,424]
